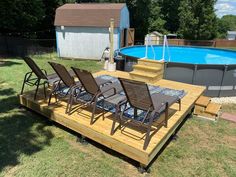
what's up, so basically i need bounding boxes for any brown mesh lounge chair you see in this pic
[48,62,110,114]
[71,67,124,124]
[21,57,60,100]
[48,62,84,114]
[111,78,181,150]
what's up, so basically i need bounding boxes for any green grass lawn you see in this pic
[0,56,236,177]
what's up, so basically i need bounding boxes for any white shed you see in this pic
[227,31,236,40]
[145,31,163,45]
[54,3,130,59]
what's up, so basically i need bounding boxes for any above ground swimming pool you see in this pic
[119,45,236,97]
[120,46,236,65]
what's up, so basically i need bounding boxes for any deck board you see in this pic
[19,70,205,166]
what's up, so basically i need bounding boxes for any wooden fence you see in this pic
[147,38,236,48]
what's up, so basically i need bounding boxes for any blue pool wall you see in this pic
[120,46,236,97]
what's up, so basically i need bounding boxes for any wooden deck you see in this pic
[19,70,205,167]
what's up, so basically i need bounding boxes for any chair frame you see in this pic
[111,78,181,150]
[71,67,119,124]
[48,62,82,114]
[21,57,59,100]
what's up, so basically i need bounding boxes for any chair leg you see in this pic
[90,98,98,125]
[179,99,181,111]
[101,100,106,120]
[48,92,52,105]
[134,108,137,119]
[21,73,29,95]
[20,81,26,95]
[43,82,47,98]
[110,106,119,135]
[66,88,74,114]
[69,93,75,114]
[143,124,152,150]
[34,79,40,100]
[65,94,71,114]
[48,87,54,105]
[111,119,116,135]
[165,102,169,128]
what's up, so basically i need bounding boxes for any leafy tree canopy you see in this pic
[0,0,228,40]
[178,0,217,40]
[0,0,45,33]
[217,15,236,38]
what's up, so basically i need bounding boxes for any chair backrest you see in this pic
[71,67,99,95]
[23,57,47,79]
[48,62,75,87]
[118,78,153,111]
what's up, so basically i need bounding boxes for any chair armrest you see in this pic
[97,79,112,87]
[117,99,127,107]
[41,69,47,76]
[100,87,116,96]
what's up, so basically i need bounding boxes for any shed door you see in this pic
[127,28,135,46]
[120,29,125,48]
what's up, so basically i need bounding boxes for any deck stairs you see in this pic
[194,96,222,121]
[129,59,164,83]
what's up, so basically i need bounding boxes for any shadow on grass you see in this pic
[0,87,54,171]
[0,60,22,67]
[0,88,16,97]
[0,87,20,113]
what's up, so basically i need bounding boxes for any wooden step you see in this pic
[205,103,221,115]
[195,96,211,107]
[132,65,163,75]
[138,59,164,67]
[129,71,162,83]
[130,71,158,79]
[133,64,161,72]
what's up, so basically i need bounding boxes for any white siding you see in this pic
[227,34,236,40]
[56,27,119,59]
[120,6,130,30]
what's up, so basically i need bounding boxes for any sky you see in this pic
[215,0,236,18]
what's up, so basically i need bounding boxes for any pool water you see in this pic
[120,46,236,65]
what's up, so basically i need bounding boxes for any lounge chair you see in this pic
[111,78,181,150]
[48,62,110,114]
[21,57,60,100]
[47,62,83,112]
[71,67,124,124]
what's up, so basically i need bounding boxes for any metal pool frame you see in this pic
[120,48,236,97]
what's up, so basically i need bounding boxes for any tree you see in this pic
[97,0,151,42]
[148,0,166,34]
[178,0,217,40]
[217,15,236,38]
[0,0,45,34]
[131,0,151,41]
[160,0,181,33]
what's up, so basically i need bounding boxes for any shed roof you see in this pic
[54,3,127,27]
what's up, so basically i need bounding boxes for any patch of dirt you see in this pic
[221,104,236,114]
